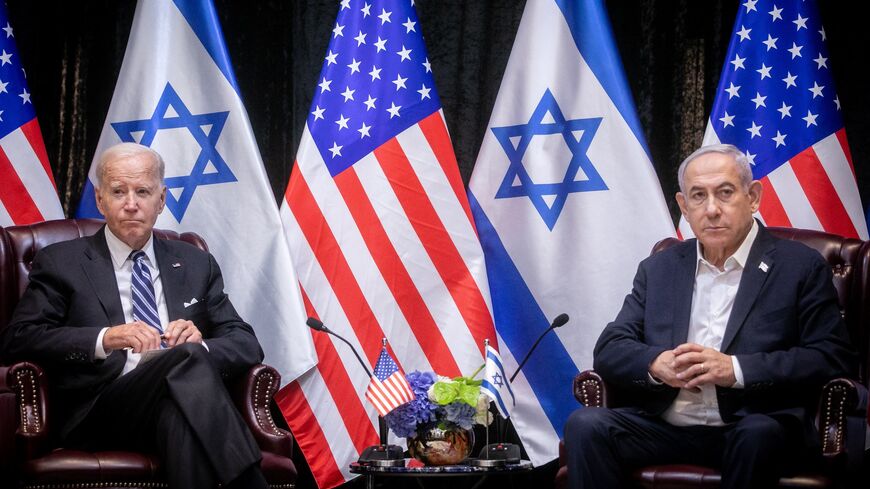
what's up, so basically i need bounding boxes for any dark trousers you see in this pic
[66,343,267,489]
[564,407,810,489]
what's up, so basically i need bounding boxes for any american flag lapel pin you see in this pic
[758,261,769,273]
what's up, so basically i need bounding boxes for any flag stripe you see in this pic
[397,120,495,316]
[307,313,378,453]
[285,167,386,366]
[417,111,476,230]
[374,138,490,357]
[332,166,461,375]
[365,378,398,416]
[2,128,63,223]
[19,119,55,185]
[766,162,824,231]
[834,129,854,178]
[789,147,858,238]
[279,193,422,393]
[283,209,386,438]
[468,192,576,433]
[278,289,376,489]
[0,145,43,224]
[757,176,793,228]
[813,133,867,238]
[275,382,345,489]
[385,373,413,403]
[289,139,437,373]
[351,150,477,372]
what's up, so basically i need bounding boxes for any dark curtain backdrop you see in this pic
[8,0,870,224]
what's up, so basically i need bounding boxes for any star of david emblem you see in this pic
[110,83,236,222]
[491,372,503,388]
[492,89,606,230]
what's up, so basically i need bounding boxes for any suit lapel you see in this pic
[721,226,777,352]
[155,238,185,321]
[81,227,126,325]
[672,241,697,346]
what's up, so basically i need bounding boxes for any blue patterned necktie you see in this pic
[130,250,165,348]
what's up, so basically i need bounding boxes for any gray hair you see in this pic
[95,142,165,188]
[677,144,753,193]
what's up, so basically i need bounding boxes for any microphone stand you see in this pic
[306,318,404,466]
[474,314,569,465]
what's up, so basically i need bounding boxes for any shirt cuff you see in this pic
[731,356,745,388]
[647,372,663,385]
[201,340,209,352]
[95,327,110,359]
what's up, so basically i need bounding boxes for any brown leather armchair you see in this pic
[0,218,297,489]
[555,227,870,488]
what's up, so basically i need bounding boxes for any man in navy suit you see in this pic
[564,144,855,488]
[0,143,268,488]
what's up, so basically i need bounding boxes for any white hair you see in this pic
[677,144,752,193]
[95,142,165,188]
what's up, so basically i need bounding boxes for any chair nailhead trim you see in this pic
[14,368,41,433]
[821,384,846,453]
[254,372,282,435]
[579,379,601,407]
[24,483,168,489]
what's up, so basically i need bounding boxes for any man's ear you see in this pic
[94,187,106,217]
[675,192,688,217]
[158,185,167,214]
[748,180,763,213]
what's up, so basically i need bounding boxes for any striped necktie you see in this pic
[130,250,165,347]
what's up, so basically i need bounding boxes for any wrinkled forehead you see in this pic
[683,155,742,190]
[100,155,163,187]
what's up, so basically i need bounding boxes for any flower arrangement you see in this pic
[384,370,492,438]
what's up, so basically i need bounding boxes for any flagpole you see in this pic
[483,339,492,458]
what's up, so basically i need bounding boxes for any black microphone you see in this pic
[510,313,569,383]
[305,317,404,466]
[305,317,327,332]
[306,317,372,378]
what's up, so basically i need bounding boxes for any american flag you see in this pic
[277,0,496,487]
[365,346,415,416]
[0,4,62,226]
[679,0,867,239]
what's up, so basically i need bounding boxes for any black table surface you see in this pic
[350,459,533,477]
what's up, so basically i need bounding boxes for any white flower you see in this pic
[474,395,493,426]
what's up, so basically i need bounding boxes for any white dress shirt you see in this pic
[661,220,757,427]
[94,228,169,375]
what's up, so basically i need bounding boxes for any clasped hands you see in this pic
[649,343,736,391]
[102,320,203,353]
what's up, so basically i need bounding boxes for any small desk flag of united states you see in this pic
[366,347,415,417]
[0,3,63,226]
[680,0,867,239]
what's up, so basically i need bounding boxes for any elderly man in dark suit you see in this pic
[564,144,855,488]
[0,143,268,488]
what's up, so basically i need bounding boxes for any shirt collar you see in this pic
[695,219,759,272]
[104,227,157,271]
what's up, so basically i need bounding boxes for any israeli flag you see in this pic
[76,0,316,382]
[469,0,674,465]
[480,343,515,419]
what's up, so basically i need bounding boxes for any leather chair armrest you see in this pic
[816,377,864,459]
[6,362,50,460]
[573,370,607,407]
[230,363,293,457]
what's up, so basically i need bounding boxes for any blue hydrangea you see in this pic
[442,402,476,430]
[384,371,440,438]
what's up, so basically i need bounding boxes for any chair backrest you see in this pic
[653,226,870,388]
[0,218,208,332]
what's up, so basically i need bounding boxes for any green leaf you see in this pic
[431,381,460,405]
